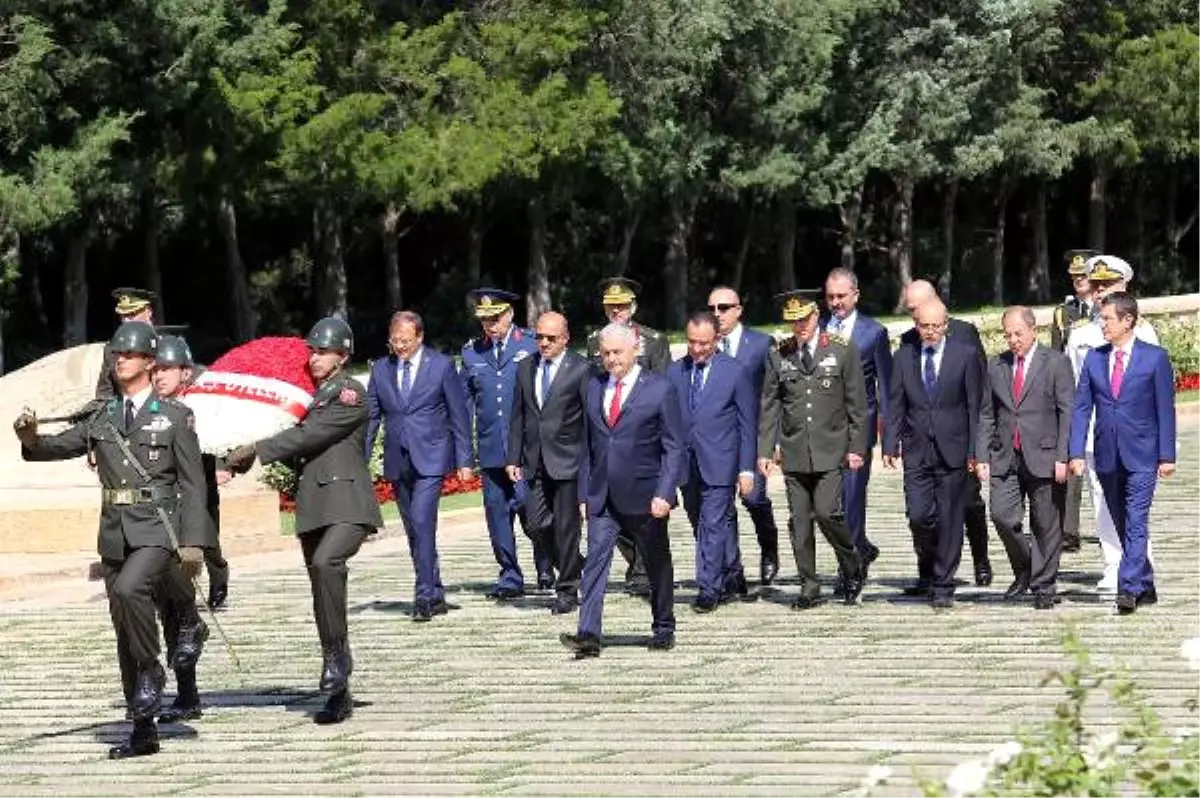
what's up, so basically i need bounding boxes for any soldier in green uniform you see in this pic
[584,277,670,594]
[1051,249,1097,553]
[757,291,867,609]
[96,288,157,400]
[14,321,210,760]
[227,317,382,726]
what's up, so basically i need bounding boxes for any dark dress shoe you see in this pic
[550,596,579,615]
[974,561,994,587]
[1004,575,1030,599]
[1033,593,1056,610]
[319,642,352,693]
[931,595,955,610]
[559,632,601,659]
[692,595,719,613]
[903,581,931,597]
[1062,536,1081,553]
[130,662,166,721]
[411,598,447,622]
[537,572,555,591]
[624,580,651,597]
[314,689,353,725]
[158,699,202,724]
[159,666,201,723]
[1115,592,1138,614]
[832,571,848,598]
[863,542,881,565]
[486,585,525,601]
[1137,587,1158,606]
[172,620,209,670]
[842,579,864,606]
[108,720,159,760]
[760,556,779,586]
[647,633,675,651]
[207,582,228,610]
[790,594,822,611]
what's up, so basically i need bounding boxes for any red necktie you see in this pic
[1012,354,1025,450]
[1111,350,1126,398]
[607,379,623,427]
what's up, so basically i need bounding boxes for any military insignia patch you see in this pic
[514,350,530,362]
[338,388,361,406]
[1071,319,1090,329]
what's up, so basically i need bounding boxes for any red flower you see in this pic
[282,473,481,512]
[1176,372,1199,392]
[211,337,316,394]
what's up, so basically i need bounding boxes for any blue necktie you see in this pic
[923,346,937,399]
[690,361,705,411]
[400,359,412,399]
[540,359,553,406]
[829,317,842,335]
[721,337,730,355]
[494,341,503,362]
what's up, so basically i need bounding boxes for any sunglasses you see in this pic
[535,334,559,342]
[707,303,740,313]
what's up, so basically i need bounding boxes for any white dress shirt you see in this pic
[722,324,744,358]
[603,364,641,414]
[123,386,153,417]
[1108,337,1135,379]
[827,310,858,340]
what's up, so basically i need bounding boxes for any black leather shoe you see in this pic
[1061,536,1081,553]
[790,594,822,611]
[1004,575,1030,599]
[843,579,864,606]
[903,580,931,597]
[537,572,555,591]
[1115,592,1138,614]
[760,556,779,586]
[624,581,651,597]
[130,662,166,721]
[207,582,228,610]
[1137,587,1158,606]
[647,633,675,651]
[314,689,352,725]
[692,595,719,613]
[931,595,955,610]
[486,585,525,601]
[159,665,201,723]
[550,596,579,615]
[863,542,881,565]
[832,571,847,598]
[158,698,202,724]
[319,641,352,693]
[559,632,601,659]
[108,720,159,760]
[974,561,994,587]
[172,620,209,670]
[1033,593,1056,610]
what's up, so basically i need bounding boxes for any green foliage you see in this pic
[1155,315,1200,379]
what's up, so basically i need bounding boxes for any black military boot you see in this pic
[130,661,166,721]
[109,718,160,760]
[207,581,228,610]
[314,688,353,725]
[159,665,202,723]
[319,640,352,694]
[172,619,209,670]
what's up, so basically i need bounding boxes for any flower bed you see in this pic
[1176,372,1198,392]
[278,472,482,512]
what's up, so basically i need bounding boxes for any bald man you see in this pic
[898,281,994,588]
[884,300,983,609]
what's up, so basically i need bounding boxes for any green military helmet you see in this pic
[307,316,354,354]
[155,334,194,368]
[108,320,158,356]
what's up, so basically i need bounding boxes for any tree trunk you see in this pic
[1026,180,1051,302]
[889,174,915,312]
[526,194,551,326]
[1088,159,1108,251]
[1166,173,1198,249]
[939,178,958,302]
[1133,172,1147,281]
[731,203,756,292]
[141,187,164,321]
[776,195,797,293]
[663,194,697,330]
[314,195,348,320]
[27,239,49,336]
[838,184,863,272]
[216,185,257,342]
[0,233,16,375]
[467,207,485,315]
[991,177,1013,307]
[614,203,641,276]
[62,226,91,347]
[381,201,404,311]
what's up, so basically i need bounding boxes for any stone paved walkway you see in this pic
[0,430,1196,796]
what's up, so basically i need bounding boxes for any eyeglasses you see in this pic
[535,334,559,342]
[707,303,740,313]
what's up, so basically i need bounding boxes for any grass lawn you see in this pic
[279,490,482,536]
[1179,389,1199,404]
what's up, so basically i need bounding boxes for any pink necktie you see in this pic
[1012,355,1025,449]
[1111,350,1125,398]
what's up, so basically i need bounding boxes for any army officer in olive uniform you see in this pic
[227,317,381,726]
[758,291,867,610]
[15,321,210,760]
[96,288,157,400]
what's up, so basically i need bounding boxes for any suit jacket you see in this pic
[579,370,685,517]
[1069,339,1176,473]
[667,352,756,487]
[978,346,1075,478]
[825,313,892,446]
[367,347,472,480]
[729,327,773,405]
[507,349,590,480]
[461,327,538,468]
[258,374,383,535]
[900,317,985,360]
[883,337,982,469]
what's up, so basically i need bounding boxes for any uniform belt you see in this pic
[101,486,176,506]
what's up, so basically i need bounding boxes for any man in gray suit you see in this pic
[975,307,1074,609]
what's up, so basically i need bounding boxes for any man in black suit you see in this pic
[884,300,983,609]
[976,307,1074,609]
[899,280,993,587]
[507,312,591,615]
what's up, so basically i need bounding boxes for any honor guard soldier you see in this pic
[15,321,210,759]
[758,290,867,609]
[227,317,383,725]
[97,288,157,400]
[461,288,554,598]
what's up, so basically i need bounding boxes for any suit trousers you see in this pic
[681,458,737,602]
[578,503,675,639]
[737,470,778,563]
[524,471,584,598]
[784,470,861,598]
[964,472,991,565]
[391,451,447,603]
[1097,468,1158,597]
[987,450,1064,595]
[299,523,369,647]
[154,558,203,666]
[104,546,175,704]
[1062,472,1084,543]
[1085,452,1155,588]
[481,467,553,589]
[903,462,968,598]
[842,447,876,555]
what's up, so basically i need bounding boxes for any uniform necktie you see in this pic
[123,399,135,435]
[400,359,412,399]
[494,340,504,362]
[689,361,706,411]
[539,359,552,407]
[1111,349,1126,398]
[801,345,814,373]
[923,346,937,399]
[1012,354,1025,449]
[607,379,623,427]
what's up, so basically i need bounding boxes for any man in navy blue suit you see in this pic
[707,286,780,589]
[883,299,983,609]
[821,268,892,582]
[668,311,757,612]
[561,324,685,658]
[1068,292,1176,614]
[367,311,474,622]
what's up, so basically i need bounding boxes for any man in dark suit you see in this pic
[899,280,993,587]
[976,307,1075,609]
[507,311,590,615]
[668,311,756,612]
[884,300,983,609]
[707,285,779,589]
[561,324,685,658]
[822,268,891,581]
[366,311,473,623]
[1069,292,1176,614]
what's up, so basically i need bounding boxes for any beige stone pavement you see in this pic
[0,425,1196,796]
